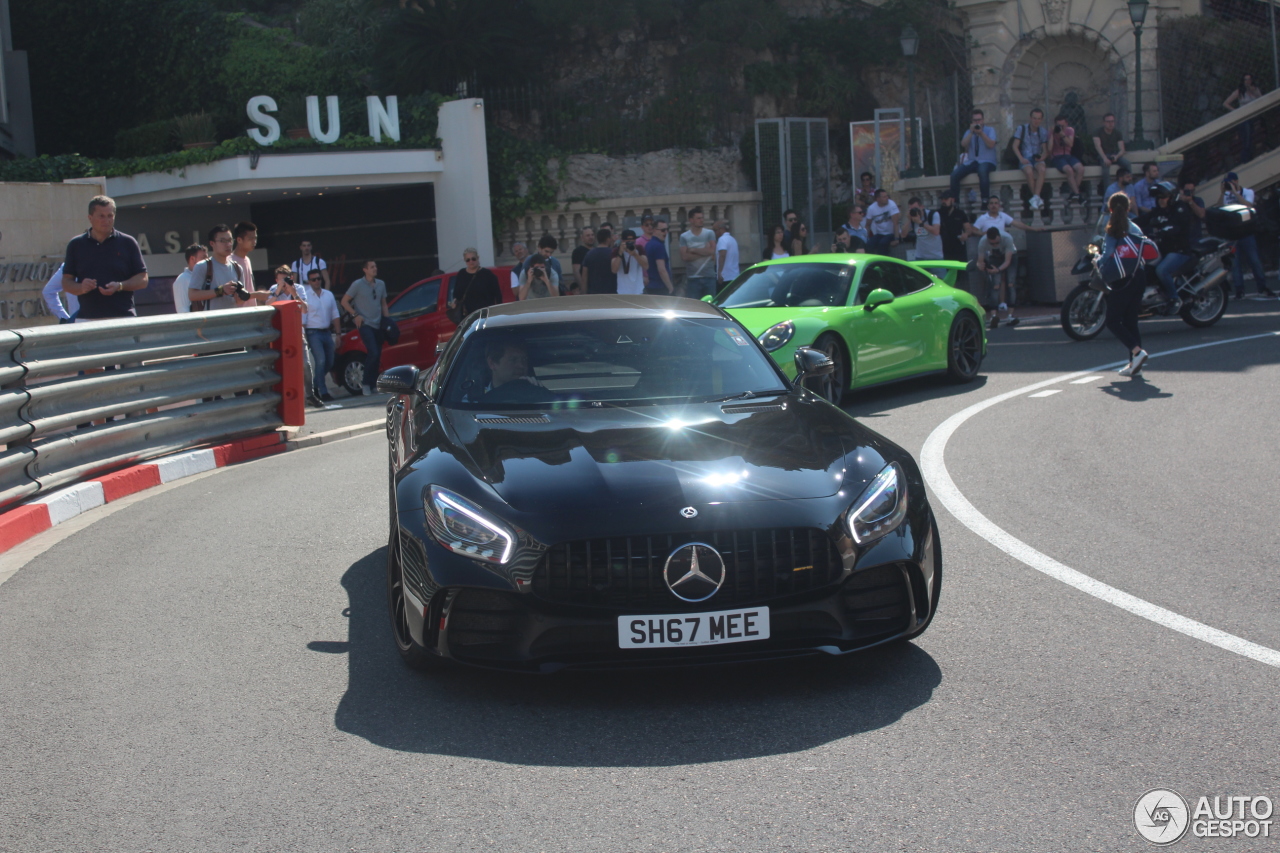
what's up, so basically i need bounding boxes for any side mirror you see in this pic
[863,288,895,310]
[700,294,714,303]
[793,346,834,381]
[376,364,420,395]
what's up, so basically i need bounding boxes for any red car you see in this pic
[332,266,514,395]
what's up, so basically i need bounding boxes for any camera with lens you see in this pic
[530,265,545,278]
[283,274,294,286]
[625,240,636,251]
[232,282,251,301]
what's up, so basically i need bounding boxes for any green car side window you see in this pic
[898,265,935,295]
[856,263,901,304]
[716,263,854,309]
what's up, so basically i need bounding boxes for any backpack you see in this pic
[1098,234,1160,289]
[1002,124,1027,169]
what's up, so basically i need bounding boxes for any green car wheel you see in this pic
[946,312,984,383]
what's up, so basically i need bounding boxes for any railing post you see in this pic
[270,301,306,427]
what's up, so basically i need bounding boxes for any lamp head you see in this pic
[1127,0,1149,28]
[899,24,920,57]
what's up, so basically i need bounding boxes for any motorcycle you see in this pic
[1060,236,1232,341]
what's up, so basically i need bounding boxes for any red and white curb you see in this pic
[0,417,383,558]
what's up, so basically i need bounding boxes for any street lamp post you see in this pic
[1128,0,1153,150]
[900,25,925,177]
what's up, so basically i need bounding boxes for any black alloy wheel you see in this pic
[805,333,849,405]
[945,313,983,383]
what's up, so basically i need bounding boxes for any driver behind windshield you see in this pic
[485,340,543,395]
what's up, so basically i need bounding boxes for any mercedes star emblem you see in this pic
[680,506,698,519]
[663,542,726,602]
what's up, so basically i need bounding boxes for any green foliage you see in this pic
[744,62,796,99]
[374,0,542,94]
[174,113,217,145]
[219,18,343,113]
[487,128,563,228]
[11,0,234,157]
[114,120,180,158]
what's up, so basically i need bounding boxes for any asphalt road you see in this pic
[2,301,1279,852]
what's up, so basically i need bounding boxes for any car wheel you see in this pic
[945,312,983,383]
[805,333,849,405]
[335,352,365,395]
[387,523,444,672]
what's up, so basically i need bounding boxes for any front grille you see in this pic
[532,528,843,610]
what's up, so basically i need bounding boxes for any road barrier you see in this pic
[0,303,305,510]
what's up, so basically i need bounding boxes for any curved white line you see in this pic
[922,330,1280,668]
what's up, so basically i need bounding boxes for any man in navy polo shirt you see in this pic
[61,195,148,321]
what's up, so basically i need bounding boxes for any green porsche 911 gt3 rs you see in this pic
[713,254,987,405]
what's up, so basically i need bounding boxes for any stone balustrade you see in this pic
[494,191,764,284]
[895,158,1183,246]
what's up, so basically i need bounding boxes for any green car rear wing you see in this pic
[907,259,970,288]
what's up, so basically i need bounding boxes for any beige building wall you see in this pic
[0,179,104,329]
[958,0,1201,147]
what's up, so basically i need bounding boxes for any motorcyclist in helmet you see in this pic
[1138,180,1192,312]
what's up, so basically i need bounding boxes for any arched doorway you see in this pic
[1004,33,1127,140]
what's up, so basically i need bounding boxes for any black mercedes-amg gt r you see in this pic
[379,295,941,672]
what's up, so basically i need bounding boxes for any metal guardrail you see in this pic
[0,304,305,510]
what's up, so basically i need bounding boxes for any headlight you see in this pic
[425,486,516,564]
[757,320,795,352]
[847,463,908,545]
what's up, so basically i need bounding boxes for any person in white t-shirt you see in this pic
[713,219,740,286]
[611,229,649,295]
[291,239,329,289]
[42,263,77,322]
[865,189,900,254]
[172,244,206,313]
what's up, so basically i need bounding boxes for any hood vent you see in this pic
[721,402,787,414]
[475,413,551,425]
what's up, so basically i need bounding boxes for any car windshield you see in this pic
[714,262,856,309]
[440,318,788,409]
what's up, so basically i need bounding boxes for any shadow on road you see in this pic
[1100,377,1174,401]
[315,550,942,767]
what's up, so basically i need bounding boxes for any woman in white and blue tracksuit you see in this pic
[1099,192,1149,376]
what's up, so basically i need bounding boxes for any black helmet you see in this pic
[1152,180,1177,199]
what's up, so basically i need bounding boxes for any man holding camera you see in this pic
[1221,172,1276,299]
[188,224,255,311]
[518,254,561,300]
[611,229,649,295]
[950,109,999,204]
[1048,115,1085,203]
[900,198,945,275]
[975,227,1018,329]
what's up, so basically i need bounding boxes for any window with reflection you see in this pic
[441,318,788,409]
[715,262,856,309]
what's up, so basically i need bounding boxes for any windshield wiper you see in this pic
[709,389,789,403]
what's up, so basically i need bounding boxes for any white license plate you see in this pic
[617,607,770,649]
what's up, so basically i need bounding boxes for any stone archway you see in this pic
[1001,31,1127,140]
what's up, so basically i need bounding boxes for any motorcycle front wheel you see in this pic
[1060,282,1108,340]
[1180,281,1229,328]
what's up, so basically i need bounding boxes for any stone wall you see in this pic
[550,147,752,202]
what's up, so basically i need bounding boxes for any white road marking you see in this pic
[922,330,1280,669]
[1027,389,1061,397]
[1070,375,1103,384]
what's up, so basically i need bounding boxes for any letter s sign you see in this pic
[246,95,280,145]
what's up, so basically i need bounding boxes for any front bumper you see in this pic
[398,516,940,672]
